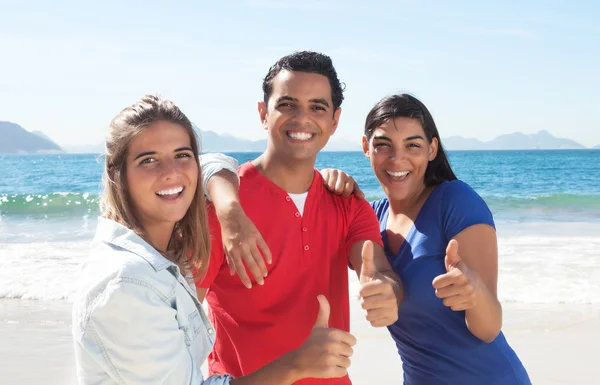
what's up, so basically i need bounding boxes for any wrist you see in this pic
[280,350,303,383]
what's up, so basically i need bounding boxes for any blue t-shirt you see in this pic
[371,180,531,385]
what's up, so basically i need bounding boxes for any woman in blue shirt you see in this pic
[324,94,531,385]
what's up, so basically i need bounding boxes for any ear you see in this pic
[362,135,370,157]
[429,137,439,161]
[329,107,342,136]
[258,101,268,130]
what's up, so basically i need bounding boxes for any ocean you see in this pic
[1,150,599,304]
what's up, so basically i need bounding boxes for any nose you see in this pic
[291,106,311,125]
[160,158,178,180]
[389,146,408,162]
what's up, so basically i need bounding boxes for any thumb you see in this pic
[445,239,461,271]
[313,295,330,329]
[360,240,376,282]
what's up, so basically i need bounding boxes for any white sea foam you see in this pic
[1,218,599,304]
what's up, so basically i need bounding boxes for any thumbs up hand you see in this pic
[432,240,480,311]
[359,241,399,327]
[289,295,357,380]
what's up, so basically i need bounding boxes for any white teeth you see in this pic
[288,132,314,141]
[386,170,410,178]
[156,186,183,196]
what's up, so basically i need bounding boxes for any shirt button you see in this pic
[295,212,300,217]
[302,227,307,232]
[304,245,310,251]
[207,328,214,334]
[285,196,291,201]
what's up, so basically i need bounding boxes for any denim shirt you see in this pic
[72,217,232,385]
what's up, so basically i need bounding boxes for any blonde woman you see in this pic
[71,95,356,385]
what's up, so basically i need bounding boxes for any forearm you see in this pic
[206,170,242,216]
[465,286,502,343]
[229,353,300,385]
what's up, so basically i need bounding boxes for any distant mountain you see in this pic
[442,136,485,151]
[62,125,361,153]
[0,121,64,154]
[32,130,61,147]
[33,123,590,154]
[443,130,585,150]
[593,144,600,149]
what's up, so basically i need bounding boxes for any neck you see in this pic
[388,183,430,217]
[253,151,315,193]
[143,221,175,254]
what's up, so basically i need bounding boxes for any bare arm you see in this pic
[348,240,403,327]
[433,224,502,342]
[231,296,356,384]
[203,164,272,288]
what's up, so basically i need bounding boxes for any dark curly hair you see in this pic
[262,51,345,111]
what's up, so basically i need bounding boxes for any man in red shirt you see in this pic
[198,51,403,384]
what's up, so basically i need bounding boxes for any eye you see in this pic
[175,152,193,159]
[312,105,326,111]
[374,142,390,148]
[140,157,157,165]
[408,143,421,148]
[278,103,293,109]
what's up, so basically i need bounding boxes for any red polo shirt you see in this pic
[199,162,382,385]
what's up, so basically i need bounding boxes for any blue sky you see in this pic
[1,0,599,147]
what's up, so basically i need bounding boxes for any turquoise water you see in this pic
[1,150,599,221]
[1,150,599,303]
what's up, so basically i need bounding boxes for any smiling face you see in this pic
[125,120,198,231]
[363,117,438,202]
[258,70,341,163]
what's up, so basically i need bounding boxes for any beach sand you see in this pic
[2,298,599,384]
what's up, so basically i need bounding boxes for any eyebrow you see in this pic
[276,96,298,103]
[310,98,330,108]
[404,135,425,141]
[373,135,392,142]
[275,96,330,108]
[133,147,194,161]
[373,135,425,142]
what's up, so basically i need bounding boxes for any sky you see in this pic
[1,0,599,147]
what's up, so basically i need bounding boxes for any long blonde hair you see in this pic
[101,94,210,278]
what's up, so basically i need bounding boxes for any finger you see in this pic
[334,174,346,194]
[445,239,461,270]
[324,366,347,379]
[359,280,393,298]
[330,329,357,346]
[435,284,468,299]
[256,236,273,265]
[242,247,264,285]
[450,302,473,311]
[225,253,235,275]
[329,355,352,369]
[354,184,365,199]
[342,179,354,197]
[359,241,376,282]
[250,244,268,278]
[431,269,464,289]
[360,292,395,310]
[313,295,330,328]
[335,342,354,358]
[231,252,252,289]
[369,316,397,328]
[364,307,393,323]
[442,295,470,308]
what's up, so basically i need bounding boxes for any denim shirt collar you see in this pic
[93,217,176,273]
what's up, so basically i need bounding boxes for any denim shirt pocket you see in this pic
[178,309,201,346]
